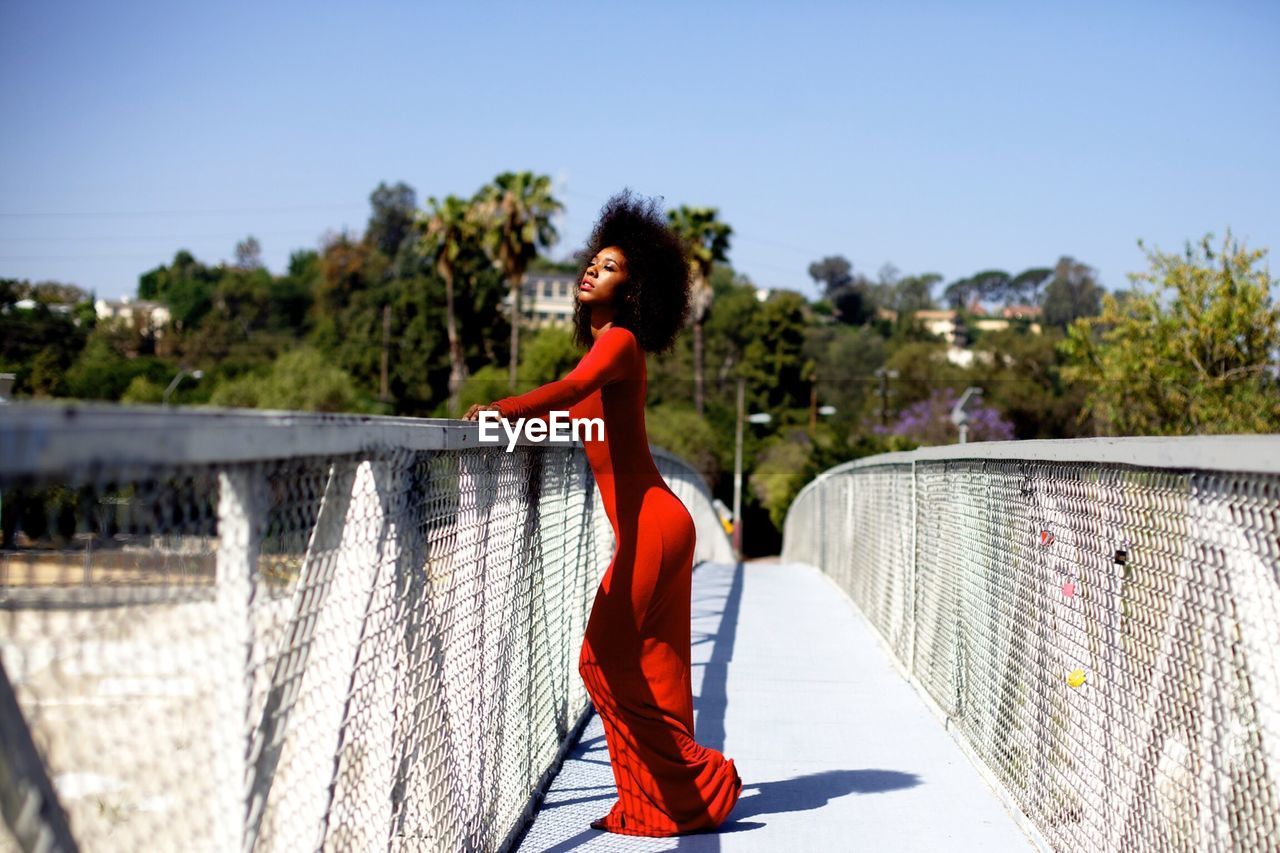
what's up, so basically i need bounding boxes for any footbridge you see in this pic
[1,405,1277,852]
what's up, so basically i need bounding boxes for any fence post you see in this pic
[216,467,264,853]
[907,460,918,676]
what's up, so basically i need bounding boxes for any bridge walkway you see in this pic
[515,559,1038,853]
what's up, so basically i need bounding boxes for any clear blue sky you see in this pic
[2,0,1277,301]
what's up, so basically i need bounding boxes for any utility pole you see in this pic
[732,376,744,561]
[380,304,391,403]
[881,371,889,426]
[874,368,898,427]
[808,369,818,437]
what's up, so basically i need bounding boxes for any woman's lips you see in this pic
[580,281,594,291]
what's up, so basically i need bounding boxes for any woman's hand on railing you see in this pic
[464,403,502,421]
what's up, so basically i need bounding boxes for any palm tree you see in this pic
[418,194,477,418]
[667,206,732,416]
[474,172,564,391]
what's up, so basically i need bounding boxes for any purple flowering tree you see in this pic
[874,387,1014,445]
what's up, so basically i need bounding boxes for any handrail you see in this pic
[0,402,732,852]
[782,437,1280,852]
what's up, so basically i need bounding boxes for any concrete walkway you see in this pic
[514,560,1037,853]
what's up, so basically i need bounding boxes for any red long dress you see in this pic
[494,325,742,836]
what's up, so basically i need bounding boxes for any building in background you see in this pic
[94,296,172,338]
[501,272,578,328]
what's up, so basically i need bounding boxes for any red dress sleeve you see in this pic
[494,326,638,421]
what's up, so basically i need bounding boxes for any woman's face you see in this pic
[579,245,629,307]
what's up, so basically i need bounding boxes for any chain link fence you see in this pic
[0,404,730,852]
[782,438,1280,852]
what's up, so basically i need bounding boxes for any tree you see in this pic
[519,324,580,386]
[1061,232,1280,435]
[943,269,1010,310]
[644,403,721,484]
[807,255,854,295]
[1006,267,1053,305]
[474,172,563,391]
[367,181,418,260]
[739,291,809,412]
[234,236,263,270]
[1041,256,1102,327]
[0,279,90,397]
[875,386,1014,445]
[807,254,878,325]
[210,347,369,412]
[419,194,479,417]
[138,250,220,329]
[668,205,732,415]
[750,429,813,529]
[803,323,887,431]
[967,327,1091,439]
[888,273,940,315]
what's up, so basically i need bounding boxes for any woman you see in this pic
[465,190,742,836]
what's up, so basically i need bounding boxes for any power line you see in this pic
[0,202,368,218]
[0,230,325,243]
[0,252,205,261]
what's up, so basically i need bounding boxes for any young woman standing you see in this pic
[465,190,742,836]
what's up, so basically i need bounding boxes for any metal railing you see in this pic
[782,436,1280,853]
[0,403,732,852]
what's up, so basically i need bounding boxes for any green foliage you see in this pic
[366,181,418,260]
[63,329,168,400]
[667,206,732,323]
[234,236,263,270]
[0,280,90,396]
[138,250,220,328]
[209,347,370,413]
[528,256,580,274]
[668,207,732,283]
[882,272,941,315]
[475,172,564,283]
[121,375,166,404]
[644,404,721,484]
[806,254,877,325]
[1041,257,1102,328]
[519,326,579,385]
[750,429,812,529]
[967,328,1091,439]
[740,291,810,411]
[804,323,887,428]
[1062,232,1280,434]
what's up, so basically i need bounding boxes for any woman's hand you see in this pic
[464,403,502,421]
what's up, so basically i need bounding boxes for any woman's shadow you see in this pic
[719,768,921,829]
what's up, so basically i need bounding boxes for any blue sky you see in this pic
[2,0,1277,301]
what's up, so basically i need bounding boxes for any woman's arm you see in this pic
[493,326,638,421]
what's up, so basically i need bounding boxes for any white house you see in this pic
[94,296,172,337]
[501,272,578,328]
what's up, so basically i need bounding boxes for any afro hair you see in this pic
[570,189,691,354]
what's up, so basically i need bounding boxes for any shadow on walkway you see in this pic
[727,768,921,822]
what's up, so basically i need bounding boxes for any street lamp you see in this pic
[732,376,773,561]
[950,386,983,444]
[163,368,204,405]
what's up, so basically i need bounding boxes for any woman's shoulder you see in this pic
[594,325,640,350]
[604,325,638,344]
